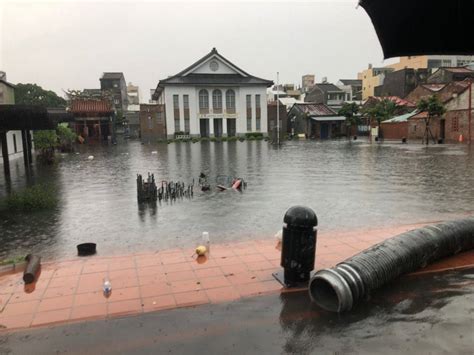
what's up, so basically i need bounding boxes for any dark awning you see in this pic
[0,105,74,131]
[360,0,474,59]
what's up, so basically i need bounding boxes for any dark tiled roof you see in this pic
[70,99,114,114]
[313,83,344,93]
[441,67,474,73]
[339,79,362,86]
[101,72,124,80]
[292,103,337,116]
[159,74,272,86]
[158,48,272,87]
[367,96,416,107]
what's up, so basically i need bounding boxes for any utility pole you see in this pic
[276,72,280,146]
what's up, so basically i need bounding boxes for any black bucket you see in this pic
[77,243,97,256]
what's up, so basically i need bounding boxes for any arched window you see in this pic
[226,89,235,112]
[212,89,222,111]
[199,89,209,112]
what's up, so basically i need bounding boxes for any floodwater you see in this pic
[1,139,474,260]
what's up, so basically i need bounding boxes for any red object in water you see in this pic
[217,185,227,191]
[232,179,242,189]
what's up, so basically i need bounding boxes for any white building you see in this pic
[0,72,25,163]
[153,48,273,138]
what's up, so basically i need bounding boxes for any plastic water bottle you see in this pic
[202,231,210,254]
[103,277,112,295]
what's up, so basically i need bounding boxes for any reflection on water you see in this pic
[1,140,474,260]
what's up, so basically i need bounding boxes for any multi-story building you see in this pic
[302,74,315,93]
[374,68,429,98]
[152,48,273,138]
[100,72,127,113]
[337,79,363,101]
[389,55,474,71]
[358,65,395,100]
[304,81,347,111]
[127,82,139,105]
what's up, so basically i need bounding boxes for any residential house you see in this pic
[0,72,24,162]
[427,67,474,84]
[362,96,416,116]
[267,101,288,141]
[337,79,362,101]
[266,84,287,102]
[152,48,273,138]
[374,68,429,98]
[100,72,128,113]
[287,103,346,139]
[302,74,315,93]
[127,83,139,105]
[407,80,473,143]
[304,81,347,111]
[405,81,471,106]
[139,104,167,141]
[380,111,418,141]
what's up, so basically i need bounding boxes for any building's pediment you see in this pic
[187,56,242,76]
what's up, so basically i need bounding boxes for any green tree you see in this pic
[338,102,360,138]
[15,83,66,107]
[417,95,446,145]
[363,99,399,138]
[57,124,77,152]
[33,130,58,164]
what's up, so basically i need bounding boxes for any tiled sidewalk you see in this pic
[1,223,473,332]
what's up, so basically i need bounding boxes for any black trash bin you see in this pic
[278,206,318,287]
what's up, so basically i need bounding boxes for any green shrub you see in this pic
[264,136,270,141]
[0,255,26,266]
[248,136,256,141]
[4,185,57,212]
[238,137,245,142]
[201,137,210,142]
[157,138,166,143]
[227,136,238,142]
[221,136,228,142]
[245,132,264,139]
[256,135,264,140]
[167,139,175,144]
[56,124,77,152]
[210,137,217,142]
[192,138,200,143]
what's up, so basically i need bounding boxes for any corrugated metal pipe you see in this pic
[309,218,474,312]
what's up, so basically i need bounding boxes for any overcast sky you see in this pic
[1,0,394,102]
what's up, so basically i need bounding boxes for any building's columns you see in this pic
[1,131,10,177]
[222,118,228,137]
[209,118,214,136]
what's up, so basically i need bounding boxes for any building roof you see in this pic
[367,96,416,107]
[339,79,362,86]
[382,110,418,123]
[0,79,16,89]
[0,105,73,130]
[421,84,446,92]
[440,67,474,73]
[159,74,272,86]
[291,103,338,116]
[101,72,125,80]
[156,48,272,92]
[70,99,114,115]
[312,83,343,93]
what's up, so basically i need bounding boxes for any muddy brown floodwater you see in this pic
[1,140,474,261]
